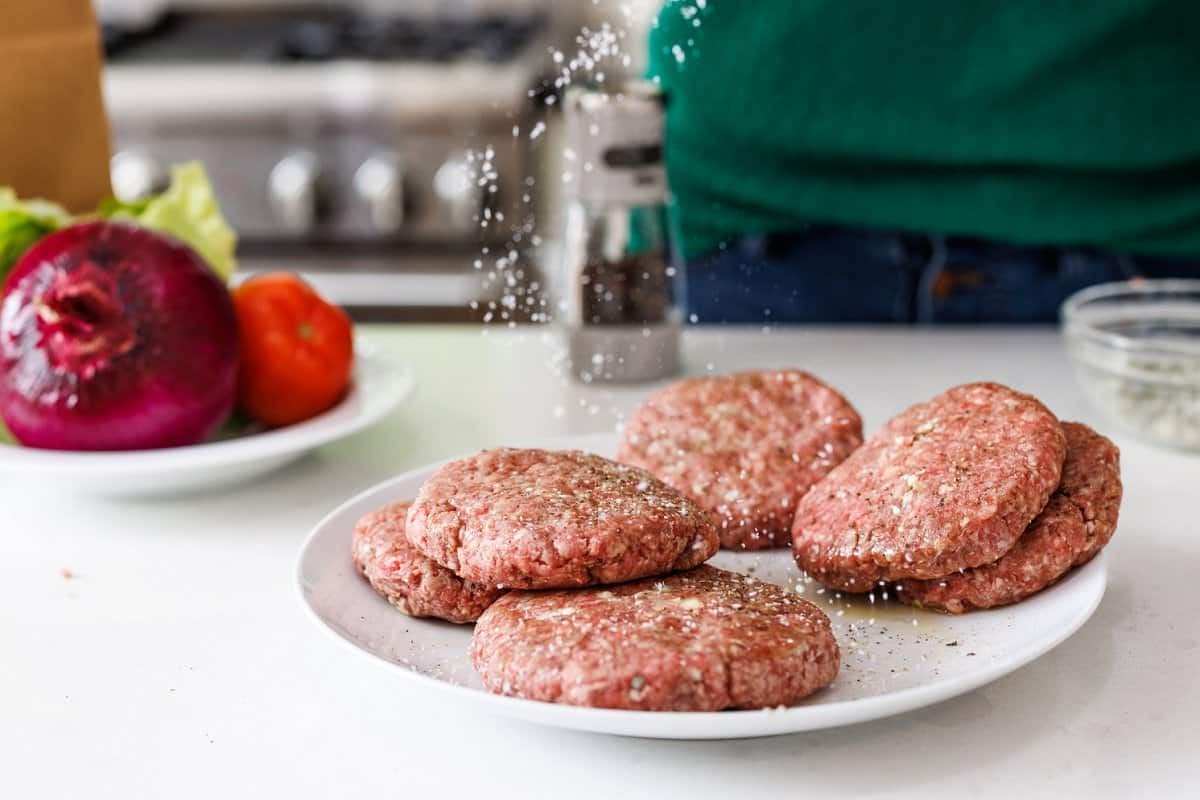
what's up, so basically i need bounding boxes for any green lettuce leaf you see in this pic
[1,163,236,285]
[0,416,15,445]
[103,162,238,282]
[0,188,70,283]
[97,195,151,218]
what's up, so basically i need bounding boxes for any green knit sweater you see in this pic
[648,0,1200,259]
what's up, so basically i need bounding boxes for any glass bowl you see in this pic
[1062,279,1200,452]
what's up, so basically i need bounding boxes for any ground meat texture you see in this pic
[1058,422,1123,567]
[406,449,719,590]
[895,422,1122,613]
[470,565,840,711]
[892,494,1083,614]
[792,382,1067,591]
[352,501,504,624]
[618,369,863,550]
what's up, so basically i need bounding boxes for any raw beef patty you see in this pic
[619,369,863,550]
[406,448,719,590]
[352,501,504,624]
[470,565,840,711]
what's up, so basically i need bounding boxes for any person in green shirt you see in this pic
[647,0,1200,322]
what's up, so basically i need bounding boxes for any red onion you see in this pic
[0,221,239,451]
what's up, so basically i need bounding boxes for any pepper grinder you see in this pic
[556,82,682,383]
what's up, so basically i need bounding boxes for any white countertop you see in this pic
[3,326,1195,798]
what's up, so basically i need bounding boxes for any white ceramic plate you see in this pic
[297,433,1107,740]
[0,340,414,497]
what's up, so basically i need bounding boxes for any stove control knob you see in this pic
[354,153,404,234]
[110,150,167,203]
[433,154,486,232]
[268,150,321,234]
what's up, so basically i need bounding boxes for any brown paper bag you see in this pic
[0,0,112,211]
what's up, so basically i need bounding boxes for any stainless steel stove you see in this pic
[102,3,549,320]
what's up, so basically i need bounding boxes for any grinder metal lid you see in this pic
[563,81,667,207]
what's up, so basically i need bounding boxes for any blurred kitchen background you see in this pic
[96,0,658,321]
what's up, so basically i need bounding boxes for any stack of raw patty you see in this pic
[791,382,1122,612]
[352,447,841,711]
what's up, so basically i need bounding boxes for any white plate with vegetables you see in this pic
[0,344,413,496]
[0,163,414,495]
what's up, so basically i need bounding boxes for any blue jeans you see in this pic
[683,227,1200,323]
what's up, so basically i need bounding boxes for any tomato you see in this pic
[232,273,354,427]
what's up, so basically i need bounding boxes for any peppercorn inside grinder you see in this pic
[555,83,682,383]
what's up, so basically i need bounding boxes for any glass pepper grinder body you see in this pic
[557,82,682,383]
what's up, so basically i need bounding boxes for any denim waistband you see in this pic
[685,227,1197,323]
